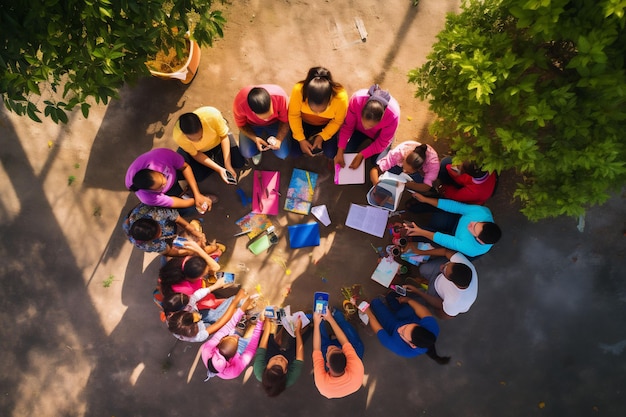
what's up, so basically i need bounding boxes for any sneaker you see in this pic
[251,153,262,165]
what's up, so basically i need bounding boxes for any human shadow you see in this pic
[83,76,190,191]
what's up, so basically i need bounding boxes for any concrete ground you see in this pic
[1,1,625,416]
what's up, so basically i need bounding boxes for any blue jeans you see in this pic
[317,310,365,360]
[238,123,291,160]
[370,293,419,335]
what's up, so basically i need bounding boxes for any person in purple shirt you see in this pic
[125,148,214,212]
[335,85,400,170]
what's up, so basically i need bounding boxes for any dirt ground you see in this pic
[1,1,625,417]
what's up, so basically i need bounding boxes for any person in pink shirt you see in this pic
[233,85,291,164]
[370,141,440,193]
[335,85,400,170]
[201,296,263,380]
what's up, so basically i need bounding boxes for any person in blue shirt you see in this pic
[363,292,449,363]
[404,193,501,258]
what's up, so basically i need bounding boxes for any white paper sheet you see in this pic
[334,153,365,185]
[345,204,388,238]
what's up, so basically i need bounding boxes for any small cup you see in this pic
[392,236,408,247]
[386,245,401,257]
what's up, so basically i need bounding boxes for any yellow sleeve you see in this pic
[288,83,306,141]
[319,88,348,141]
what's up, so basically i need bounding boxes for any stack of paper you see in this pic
[345,204,388,238]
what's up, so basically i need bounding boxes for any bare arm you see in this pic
[259,318,272,349]
[205,290,247,334]
[364,305,383,333]
[312,313,322,352]
[179,162,213,211]
[398,297,433,319]
[369,166,383,185]
[404,221,435,241]
[295,317,304,361]
[405,182,435,193]
[324,311,349,347]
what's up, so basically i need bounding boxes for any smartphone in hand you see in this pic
[172,236,188,248]
[391,285,407,296]
[216,272,235,283]
[313,292,329,314]
[225,171,237,185]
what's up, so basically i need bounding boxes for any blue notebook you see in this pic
[287,222,320,248]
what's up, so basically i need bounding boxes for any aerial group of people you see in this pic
[123,66,502,399]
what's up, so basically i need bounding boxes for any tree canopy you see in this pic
[0,0,225,123]
[409,0,626,220]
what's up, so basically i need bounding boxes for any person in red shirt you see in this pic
[435,157,497,205]
[233,84,291,164]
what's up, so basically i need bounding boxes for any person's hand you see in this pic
[397,296,411,304]
[322,308,334,322]
[404,284,420,294]
[211,276,226,290]
[255,137,270,152]
[219,167,237,184]
[195,194,213,212]
[411,192,428,203]
[268,138,281,151]
[334,151,345,168]
[311,135,324,153]
[235,289,248,302]
[240,296,254,311]
[349,153,364,170]
[183,239,203,254]
[312,312,323,325]
[295,317,302,334]
[403,221,423,237]
[299,139,314,156]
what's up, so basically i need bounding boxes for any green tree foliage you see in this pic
[0,0,226,124]
[409,0,626,220]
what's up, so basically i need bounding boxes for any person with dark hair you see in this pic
[335,84,400,170]
[404,193,502,258]
[312,309,364,399]
[370,140,440,193]
[233,85,291,164]
[173,107,246,185]
[435,156,497,205]
[253,316,305,397]
[164,286,247,343]
[364,292,449,364]
[288,66,348,159]
[123,203,221,257]
[403,247,478,319]
[158,242,222,299]
[125,148,214,212]
[201,296,263,380]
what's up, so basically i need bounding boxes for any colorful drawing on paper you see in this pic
[235,212,273,239]
[284,168,318,215]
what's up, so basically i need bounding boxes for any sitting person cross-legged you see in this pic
[312,309,365,399]
[201,296,263,380]
[233,84,292,164]
[363,292,450,363]
[162,286,247,343]
[123,203,221,258]
[435,156,497,205]
[404,193,502,258]
[403,247,478,319]
[253,317,306,397]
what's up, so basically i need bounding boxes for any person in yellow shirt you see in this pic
[288,67,348,159]
[173,107,246,185]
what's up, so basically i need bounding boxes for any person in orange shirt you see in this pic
[311,309,364,399]
[288,66,348,159]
